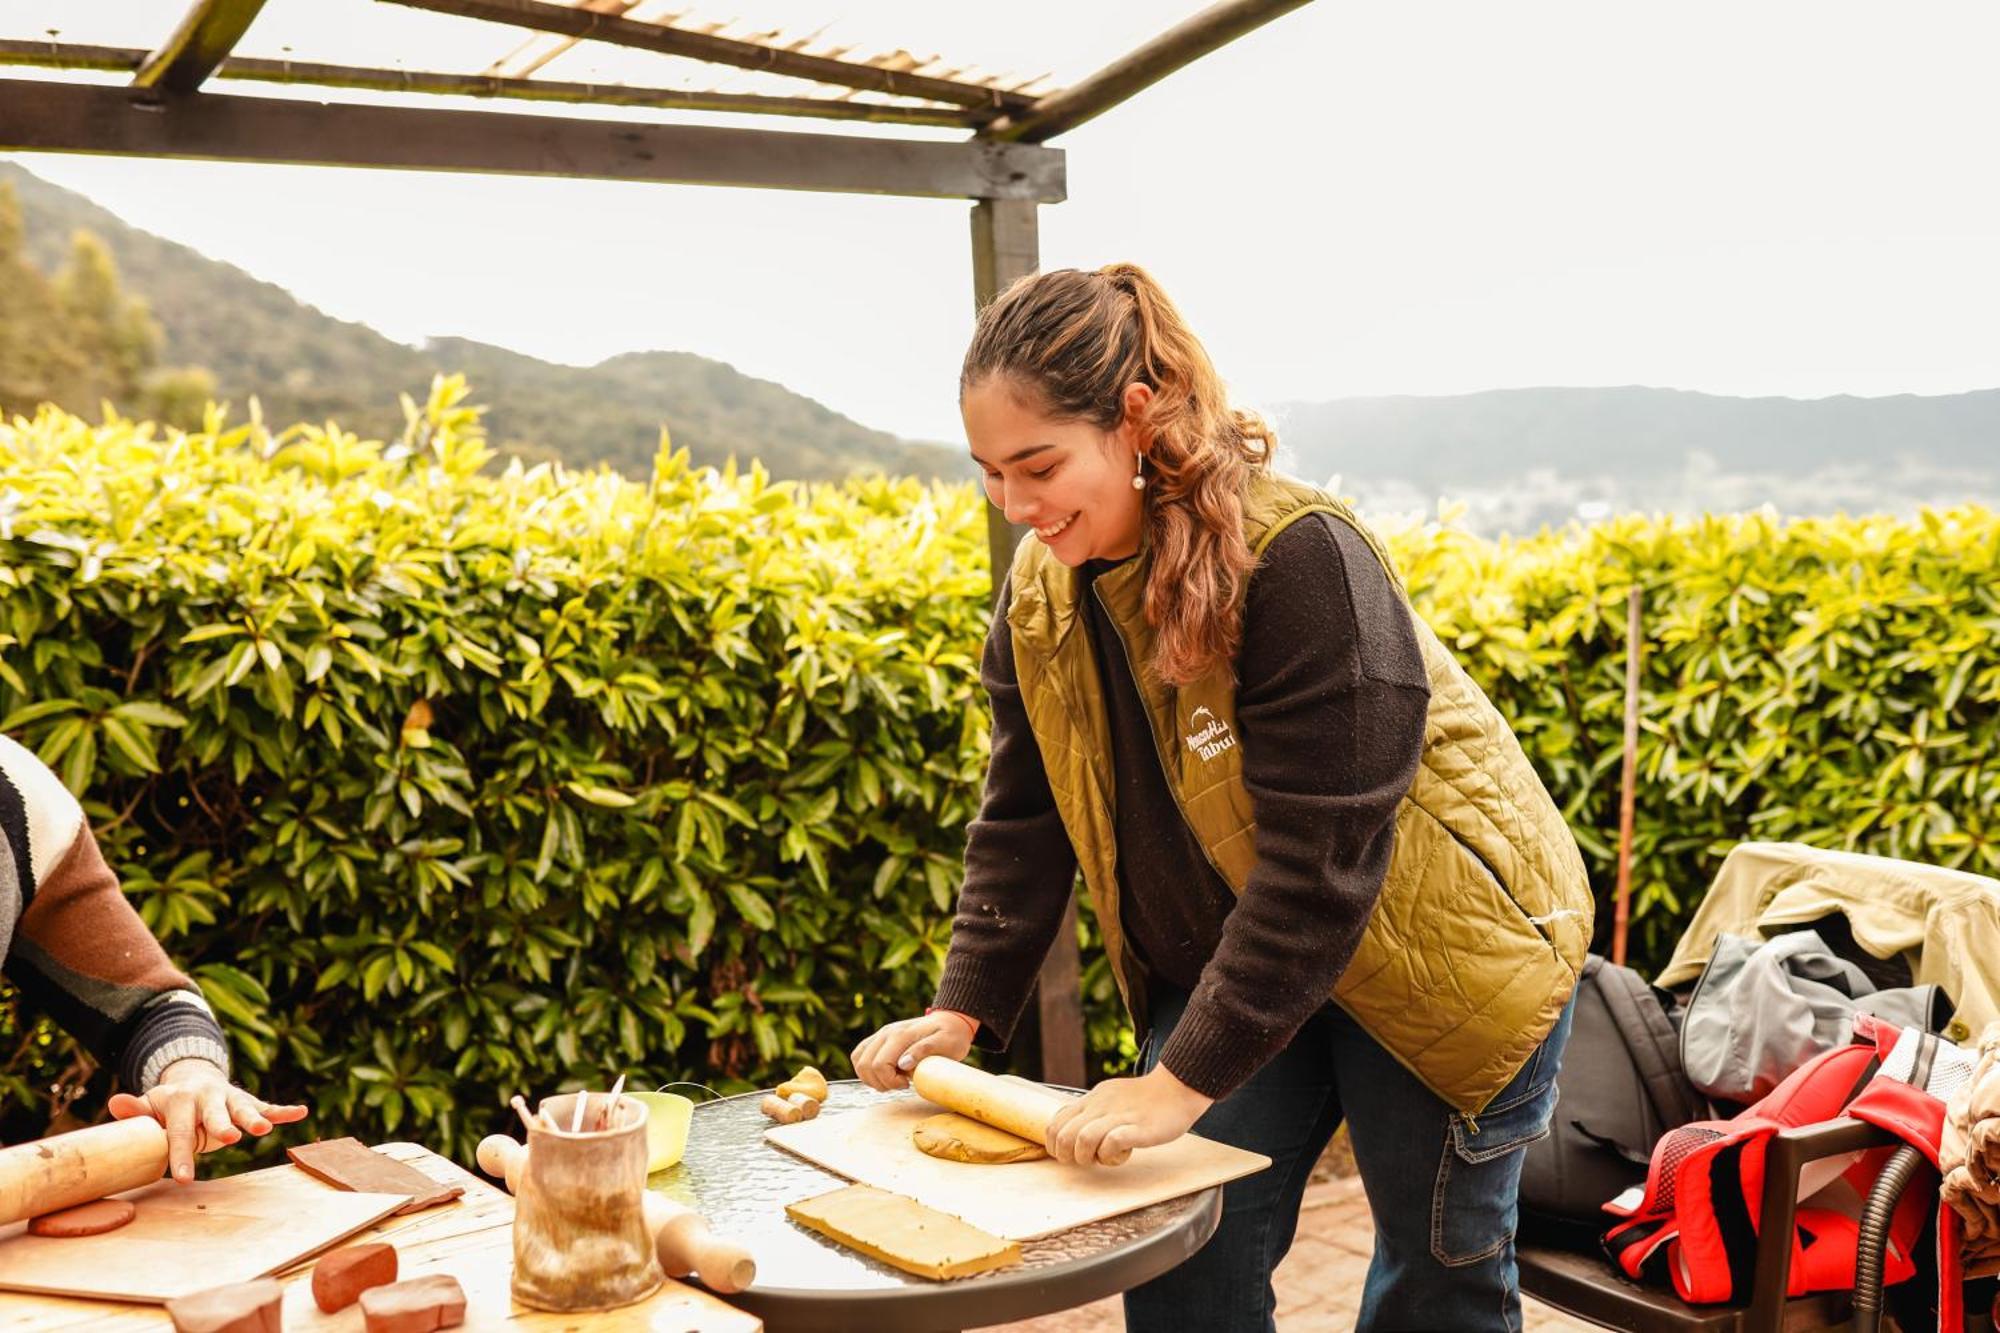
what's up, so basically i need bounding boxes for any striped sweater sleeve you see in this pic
[0,732,230,1092]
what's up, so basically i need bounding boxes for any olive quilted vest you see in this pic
[1005,474,1592,1113]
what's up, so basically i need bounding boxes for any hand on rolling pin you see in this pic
[850,1009,977,1091]
[1044,1067,1213,1168]
[106,1059,308,1184]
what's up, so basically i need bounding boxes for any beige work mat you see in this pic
[766,1095,1269,1241]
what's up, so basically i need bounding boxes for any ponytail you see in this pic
[961,263,1274,685]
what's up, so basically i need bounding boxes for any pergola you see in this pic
[0,0,1315,1086]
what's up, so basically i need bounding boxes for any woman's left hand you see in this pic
[1045,1066,1214,1167]
[107,1060,310,1183]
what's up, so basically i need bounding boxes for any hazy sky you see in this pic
[6,1,2000,443]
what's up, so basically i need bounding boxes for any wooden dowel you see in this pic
[1611,585,1644,966]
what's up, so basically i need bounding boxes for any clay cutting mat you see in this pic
[765,1095,1269,1241]
[0,1164,408,1304]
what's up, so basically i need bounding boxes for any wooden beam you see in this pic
[968,198,1085,1089]
[132,0,271,94]
[0,41,976,128]
[970,199,1038,587]
[381,0,1034,115]
[986,0,1315,143]
[0,81,1065,203]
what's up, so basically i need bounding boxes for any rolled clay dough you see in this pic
[912,1112,1047,1164]
[28,1198,138,1237]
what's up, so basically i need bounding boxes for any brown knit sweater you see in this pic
[0,732,230,1094]
[933,512,1430,1101]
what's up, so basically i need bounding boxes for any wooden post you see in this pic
[1611,586,1643,965]
[970,197,1086,1088]
[970,197,1038,589]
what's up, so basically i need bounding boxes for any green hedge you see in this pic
[0,382,998,1159]
[3,386,1994,1163]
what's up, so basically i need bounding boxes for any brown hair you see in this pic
[961,263,1276,685]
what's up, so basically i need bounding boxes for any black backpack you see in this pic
[1519,954,1711,1232]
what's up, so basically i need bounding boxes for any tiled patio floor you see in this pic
[978,1171,1596,1333]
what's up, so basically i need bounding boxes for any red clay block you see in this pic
[164,1277,283,1333]
[359,1273,466,1333]
[312,1241,399,1312]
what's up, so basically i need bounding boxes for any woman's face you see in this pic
[963,377,1151,567]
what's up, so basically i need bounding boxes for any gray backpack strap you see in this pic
[1589,957,1707,1129]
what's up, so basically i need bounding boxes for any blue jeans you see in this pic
[1124,985,1575,1333]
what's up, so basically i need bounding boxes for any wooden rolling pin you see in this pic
[475,1135,756,1294]
[906,1057,1129,1161]
[0,1117,170,1226]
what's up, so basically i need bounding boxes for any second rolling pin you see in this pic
[909,1057,1102,1152]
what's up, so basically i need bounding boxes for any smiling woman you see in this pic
[851,263,1593,1333]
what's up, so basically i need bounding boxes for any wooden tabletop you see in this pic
[0,1140,762,1331]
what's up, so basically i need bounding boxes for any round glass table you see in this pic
[648,1079,1224,1332]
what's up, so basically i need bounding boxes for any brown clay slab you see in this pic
[27,1198,136,1238]
[287,1138,462,1215]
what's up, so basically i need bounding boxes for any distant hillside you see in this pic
[3,163,952,481]
[1273,386,2000,531]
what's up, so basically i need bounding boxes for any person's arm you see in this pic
[928,579,1080,1050]
[0,733,305,1179]
[1152,514,1430,1102]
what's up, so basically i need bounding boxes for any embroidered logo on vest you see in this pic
[1182,705,1237,762]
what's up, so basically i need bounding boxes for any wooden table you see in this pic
[0,1141,762,1331]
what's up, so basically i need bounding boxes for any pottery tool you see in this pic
[597,1074,627,1131]
[910,1058,1082,1156]
[0,1117,169,1227]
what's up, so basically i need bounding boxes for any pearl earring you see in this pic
[1132,455,1146,490]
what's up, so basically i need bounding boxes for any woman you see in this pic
[851,264,1592,1332]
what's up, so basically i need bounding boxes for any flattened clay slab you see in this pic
[28,1198,137,1237]
[785,1183,1021,1280]
[287,1138,459,1214]
[911,1112,1047,1164]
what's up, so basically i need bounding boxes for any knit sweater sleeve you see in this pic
[1154,514,1431,1101]
[930,580,1080,1050]
[0,733,231,1093]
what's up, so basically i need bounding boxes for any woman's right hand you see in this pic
[850,1011,978,1091]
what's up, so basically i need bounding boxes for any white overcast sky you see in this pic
[5,1,1999,443]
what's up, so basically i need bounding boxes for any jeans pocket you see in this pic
[1429,1071,1558,1267]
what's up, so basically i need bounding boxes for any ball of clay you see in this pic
[313,1240,399,1312]
[28,1197,137,1237]
[359,1272,467,1333]
[912,1112,1048,1163]
[165,1277,283,1333]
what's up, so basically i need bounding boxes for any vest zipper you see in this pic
[1092,583,1237,894]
